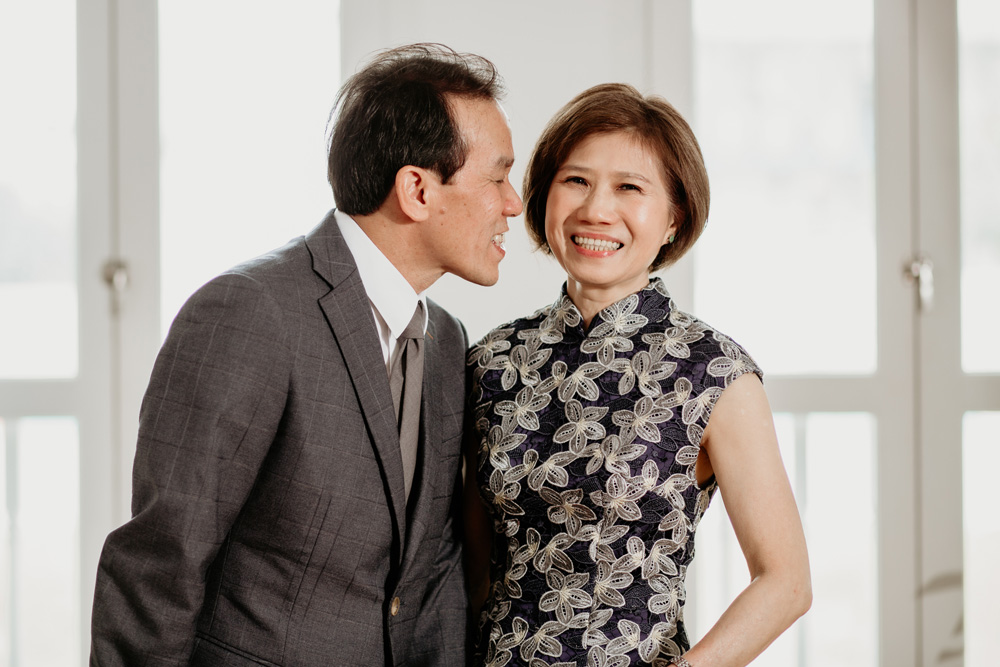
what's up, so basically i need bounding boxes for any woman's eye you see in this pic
[620,183,641,192]
[565,176,587,185]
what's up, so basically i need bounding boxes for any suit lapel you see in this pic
[399,313,445,574]
[306,212,408,550]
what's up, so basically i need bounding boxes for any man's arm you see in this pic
[90,272,292,666]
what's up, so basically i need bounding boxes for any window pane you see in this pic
[159,1,340,338]
[959,1,1000,373]
[0,3,78,379]
[689,412,878,666]
[692,1,876,375]
[963,411,1000,665]
[0,419,8,663]
[2,417,81,667]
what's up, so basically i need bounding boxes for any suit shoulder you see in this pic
[223,234,311,283]
[426,298,467,349]
[171,236,314,334]
[188,234,326,305]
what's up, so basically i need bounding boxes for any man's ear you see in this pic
[395,165,437,222]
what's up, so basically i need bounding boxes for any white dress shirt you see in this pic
[336,211,427,377]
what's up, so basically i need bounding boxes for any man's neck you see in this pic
[351,209,442,294]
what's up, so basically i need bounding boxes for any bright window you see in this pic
[0,2,77,379]
[692,0,876,376]
[959,0,1000,373]
[158,1,341,337]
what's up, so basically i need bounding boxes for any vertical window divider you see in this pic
[77,0,117,662]
[874,0,921,662]
[913,0,965,663]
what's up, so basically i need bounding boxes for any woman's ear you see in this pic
[394,165,436,222]
[663,217,679,245]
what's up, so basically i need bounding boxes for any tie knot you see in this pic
[400,301,424,340]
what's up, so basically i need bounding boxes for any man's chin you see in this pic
[472,275,500,287]
[457,268,500,287]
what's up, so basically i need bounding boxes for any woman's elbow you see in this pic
[789,569,813,620]
[765,560,812,622]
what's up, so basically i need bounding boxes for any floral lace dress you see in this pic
[467,278,762,666]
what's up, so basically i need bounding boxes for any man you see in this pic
[91,43,521,666]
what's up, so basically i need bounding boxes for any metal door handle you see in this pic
[101,259,130,293]
[906,256,934,311]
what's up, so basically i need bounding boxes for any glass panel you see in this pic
[689,412,878,666]
[0,419,9,663]
[963,411,1000,665]
[691,1,876,375]
[159,1,341,338]
[959,1,1000,373]
[1,417,80,667]
[0,3,78,379]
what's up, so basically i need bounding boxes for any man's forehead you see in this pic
[448,95,502,121]
[452,97,513,152]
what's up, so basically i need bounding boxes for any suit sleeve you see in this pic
[90,272,292,666]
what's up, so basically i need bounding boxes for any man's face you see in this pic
[425,97,523,286]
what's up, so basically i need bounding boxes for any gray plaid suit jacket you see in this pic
[91,211,469,666]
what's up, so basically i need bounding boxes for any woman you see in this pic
[465,83,811,667]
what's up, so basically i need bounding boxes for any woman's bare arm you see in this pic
[679,372,812,667]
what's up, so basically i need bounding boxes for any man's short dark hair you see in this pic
[327,43,504,216]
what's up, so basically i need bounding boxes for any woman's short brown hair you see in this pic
[523,83,710,271]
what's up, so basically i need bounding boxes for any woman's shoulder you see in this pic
[466,306,551,368]
[467,299,567,359]
[649,303,764,388]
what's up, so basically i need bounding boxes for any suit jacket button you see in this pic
[390,596,401,616]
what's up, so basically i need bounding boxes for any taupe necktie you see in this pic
[389,301,424,500]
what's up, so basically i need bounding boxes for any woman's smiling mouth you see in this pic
[572,235,623,252]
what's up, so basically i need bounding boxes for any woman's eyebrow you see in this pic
[557,164,652,183]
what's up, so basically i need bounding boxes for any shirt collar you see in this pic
[336,210,427,337]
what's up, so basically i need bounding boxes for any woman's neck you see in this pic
[566,276,651,328]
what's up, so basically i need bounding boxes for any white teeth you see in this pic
[573,235,622,252]
[493,233,506,250]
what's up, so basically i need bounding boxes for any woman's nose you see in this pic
[577,188,615,224]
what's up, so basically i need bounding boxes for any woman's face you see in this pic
[544,131,677,306]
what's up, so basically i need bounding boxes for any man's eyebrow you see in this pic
[495,156,515,170]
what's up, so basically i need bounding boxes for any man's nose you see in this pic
[504,179,523,217]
